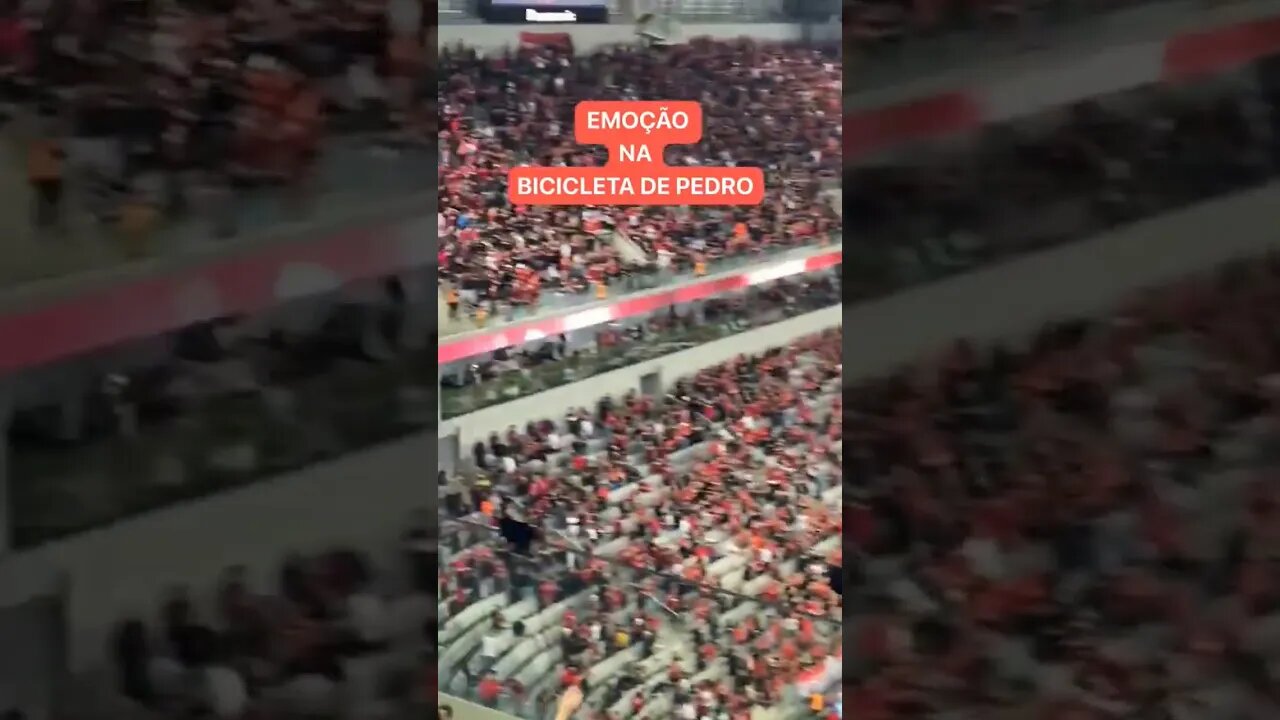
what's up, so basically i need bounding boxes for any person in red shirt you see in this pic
[699,641,718,665]
[476,674,503,706]
[538,579,558,607]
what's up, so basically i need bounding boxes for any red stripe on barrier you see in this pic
[839,16,1280,159]
[437,250,843,365]
[844,92,983,160]
[0,225,406,374]
[1162,16,1280,82]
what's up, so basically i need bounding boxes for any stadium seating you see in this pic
[0,0,430,286]
[837,253,1280,718]
[438,328,844,718]
[437,38,842,321]
[92,242,1280,717]
[77,519,433,720]
[843,63,1280,298]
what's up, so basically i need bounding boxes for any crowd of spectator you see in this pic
[0,0,429,241]
[437,37,842,317]
[837,252,1280,719]
[7,268,435,546]
[91,512,434,720]
[843,64,1280,294]
[437,237,1280,720]
[438,328,844,719]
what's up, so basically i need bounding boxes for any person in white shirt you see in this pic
[480,630,503,661]
[203,664,248,719]
[477,614,505,674]
[657,247,673,272]
[345,590,389,649]
[961,534,1005,580]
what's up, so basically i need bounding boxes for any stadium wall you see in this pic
[838,181,1280,383]
[438,694,520,720]
[438,304,844,451]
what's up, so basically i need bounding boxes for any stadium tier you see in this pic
[4,3,1280,720]
[437,37,842,331]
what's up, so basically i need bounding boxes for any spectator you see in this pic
[27,123,63,228]
[112,619,154,707]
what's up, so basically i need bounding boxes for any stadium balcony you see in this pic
[438,260,843,419]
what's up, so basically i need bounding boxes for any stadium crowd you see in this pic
[438,327,845,719]
[835,253,1280,719]
[93,524,435,720]
[87,236,1280,720]
[6,268,436,546]
[441,250,1280,720]
[437,37,842,316]
[843,65,1280,294]
[0,0,430,238]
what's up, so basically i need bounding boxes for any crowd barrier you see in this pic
[838,181,1280,379]
[439,304,842,450]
